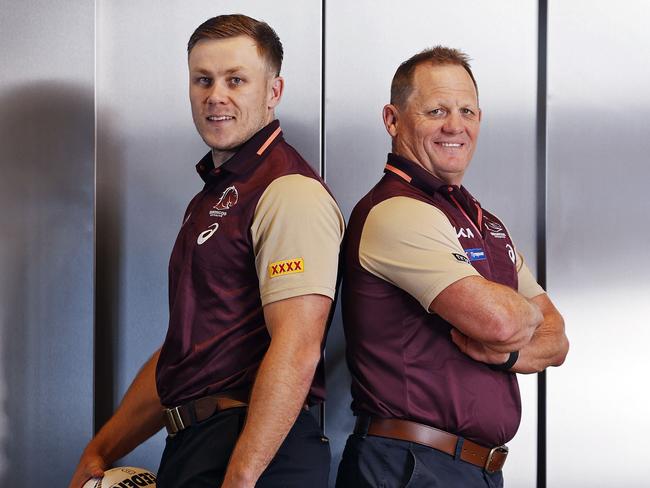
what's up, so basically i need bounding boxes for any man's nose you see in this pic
[442,111,463,134]
[206,82,228,104]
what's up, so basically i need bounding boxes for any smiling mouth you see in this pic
[207,115,235,121]
[436,142,463,148]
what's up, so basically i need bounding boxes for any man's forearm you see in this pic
[221,294,330,488]
[69,350,164,488]
[82,351,163,463]
[432,276,543,351]
[221,338,320,487]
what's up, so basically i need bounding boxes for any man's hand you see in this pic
[68,450,106,488]
[220,294,331,488]
[450,328,509,365]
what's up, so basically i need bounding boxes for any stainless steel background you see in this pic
[0,0,95,486]
[324,1,540,486]
[4,0,648,486]
[546,1,650,485]
[95,0,323,471]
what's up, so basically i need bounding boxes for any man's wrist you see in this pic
[223,453,259,488]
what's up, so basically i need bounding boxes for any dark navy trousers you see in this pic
[157,407,330,487]
[336,433,504,488]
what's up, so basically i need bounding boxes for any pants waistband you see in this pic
[163,390,249,436]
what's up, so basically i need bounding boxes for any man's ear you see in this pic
[268,76,284,109]
[383,104,400,138]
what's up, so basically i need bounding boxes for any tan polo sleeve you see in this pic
[516,251,545,298]
[360,196,480,310]
[251,174,345,306]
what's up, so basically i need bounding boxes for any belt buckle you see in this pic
[164,406,185,436]
[485,445,508,473]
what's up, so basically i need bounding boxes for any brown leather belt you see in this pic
[354,416,508,473]
[163,390,249,436]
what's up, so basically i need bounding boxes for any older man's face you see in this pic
[391,64,481,185]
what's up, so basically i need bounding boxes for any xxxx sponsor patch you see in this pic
[268,258,304,278]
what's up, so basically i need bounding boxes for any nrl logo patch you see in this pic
[484,219,506,239]
[269,258,304,278]
[452,253,470,264]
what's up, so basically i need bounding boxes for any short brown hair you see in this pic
[390,46,478,107]
[188,14,284,76]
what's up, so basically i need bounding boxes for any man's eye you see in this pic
[230,77,244,86]
[430,108,444,116]
[197,77,212,86]
[461,108,476,116]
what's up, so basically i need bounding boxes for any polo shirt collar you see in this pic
[195,119,284,182]
[384,153,451,195]
[384,152,482,216]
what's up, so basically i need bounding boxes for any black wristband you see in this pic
[491,351,519,371]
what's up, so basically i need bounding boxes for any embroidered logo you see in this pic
[485,221,503,232]
[210,186,239,217]
[485,219,506,239]
[268,258,304,278]
[197,223,219,245]
[453,253,470,264]
[465,248,486,262]
[456,227,475,239]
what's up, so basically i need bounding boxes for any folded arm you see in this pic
[431,275,543,352]
[450,292,569,373]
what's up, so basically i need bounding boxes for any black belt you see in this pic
[354,415,508,473]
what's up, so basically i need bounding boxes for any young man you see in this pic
[69,14,343,488]
[336,47,568,487]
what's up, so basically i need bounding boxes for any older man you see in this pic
[336,47,568,487]
[69,14,343,488]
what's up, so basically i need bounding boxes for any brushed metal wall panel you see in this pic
[324,1,540,485]
[96,0,322,469]
[547,1,650,485]
[0,0,95,486]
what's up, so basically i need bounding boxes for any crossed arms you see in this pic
[432,275,569,373]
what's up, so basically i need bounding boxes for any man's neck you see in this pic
[211,148,236,168]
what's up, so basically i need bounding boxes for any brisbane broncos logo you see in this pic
[214,186,239,211]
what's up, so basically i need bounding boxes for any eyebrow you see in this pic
[190,66,247,76]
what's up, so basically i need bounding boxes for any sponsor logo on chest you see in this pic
[465,247,486,262]
[456,227,475,239]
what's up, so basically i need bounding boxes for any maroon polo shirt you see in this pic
[156,120,343,407]
[343,153,540,447]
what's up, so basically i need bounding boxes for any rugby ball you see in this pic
[82,466,156,487]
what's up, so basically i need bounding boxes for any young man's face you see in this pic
[188,36,283,165]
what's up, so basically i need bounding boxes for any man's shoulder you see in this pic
[264,138,321,181]
[350,176,445,227]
